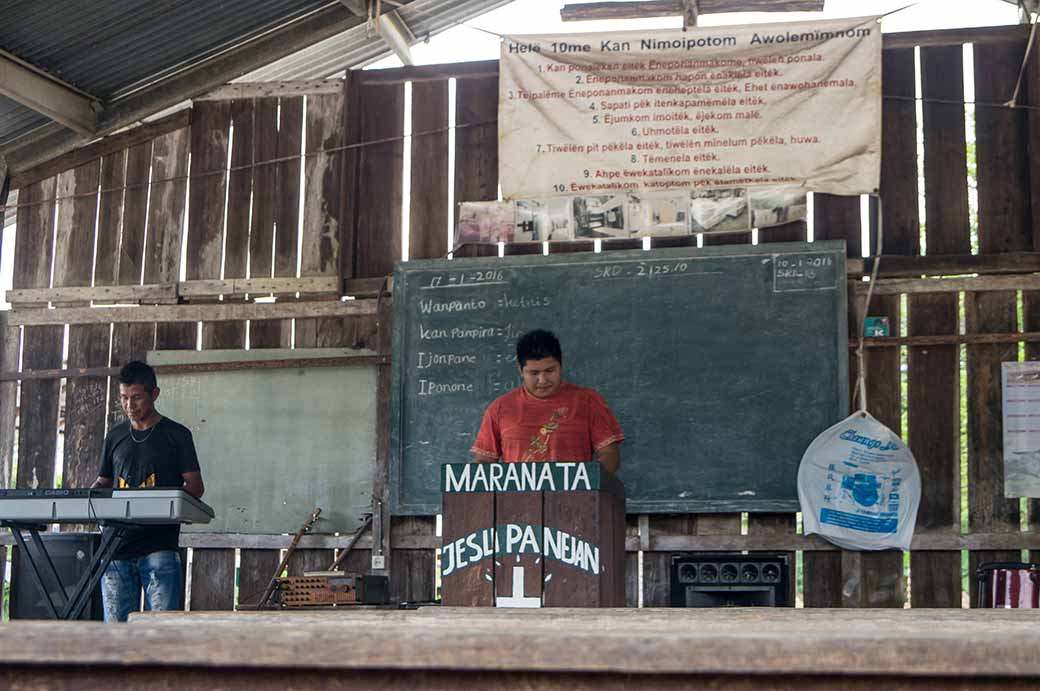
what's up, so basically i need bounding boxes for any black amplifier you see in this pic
[670,553,790,607]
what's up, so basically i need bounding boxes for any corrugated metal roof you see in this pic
[0,96,50,145]
[239,0,515,80]
[0,0,334,97]
[0,0,510,160]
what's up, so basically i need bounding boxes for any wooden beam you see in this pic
[0,528,1031,552]
[0,354,389,383]
[852,273,1040,296]
[855,331,1040,348]
[196,80,344,101]
[561,0,823,21]
[850,252,1040,278]
[883,24,1031,50]
[179,276,340,298]
[9,109,191,191]
[0,52,97,135]
[6,298,379,326]
[358,60,500,85]
[5,283,178,306]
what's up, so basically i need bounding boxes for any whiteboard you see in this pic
[148,348,377,534]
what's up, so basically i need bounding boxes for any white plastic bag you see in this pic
[798,411,920,551]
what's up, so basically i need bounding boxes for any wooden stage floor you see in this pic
[0,608,1038,689]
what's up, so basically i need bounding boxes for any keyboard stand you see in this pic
[2,521,126,620]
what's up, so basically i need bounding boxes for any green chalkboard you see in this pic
[390,241,848,515]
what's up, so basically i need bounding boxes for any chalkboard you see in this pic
[390,241,848,515]
[149,348,378,534]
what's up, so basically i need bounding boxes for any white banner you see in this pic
[499,17,881,200]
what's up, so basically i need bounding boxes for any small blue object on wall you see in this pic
[864,316,890,337]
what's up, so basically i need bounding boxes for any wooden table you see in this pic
[1,608,1038,689]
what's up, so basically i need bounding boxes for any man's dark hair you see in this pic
[119,360,158,391]
[516,329,563,367]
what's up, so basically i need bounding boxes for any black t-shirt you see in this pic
[99,417,201,560]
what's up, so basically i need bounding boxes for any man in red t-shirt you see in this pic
[471,329,624,473]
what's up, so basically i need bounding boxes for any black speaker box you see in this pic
[10,533,104,620]
[670,553,790,607]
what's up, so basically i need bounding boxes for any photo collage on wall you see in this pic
[455,186,808,246]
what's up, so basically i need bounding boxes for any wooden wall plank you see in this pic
[390,516,435,603]
[185,100,231,282]
[356,83,403,278]
[966,40,1031,598]
[52,161,99,290]
[921,46,970,253]
[94,150,126,287]
[223,100,254,282]
[454,76,499,229]
[250,97,278,280]
[880,48,920,257]
[189,549,236,611]
[975,40,1032,255]
[409,80,449,261]
[12,177,56,292]
[16,325,62,489]
[12,176,61,493]
[905,42,962,609]
[0,318,19,490]
[119,141,152,285]
[339,74,362,283]
[63,324,110,490]
[812,193,859,255]
[144,127,189,285]
[302,92,345,276]
[238,549,280,609]
[857,294,905,607]
[275,96,304,279]
[905,42,966,609]
[286,548,333,576]
[643,516,694,607]
[624,517,639,607]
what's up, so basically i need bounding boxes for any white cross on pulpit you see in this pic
[495,565,542,608]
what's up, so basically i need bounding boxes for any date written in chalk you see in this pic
[423,270,506,289]
[592,262,690,280]
[773,254,838,292]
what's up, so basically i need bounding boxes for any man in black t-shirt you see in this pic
[92,361,204,622]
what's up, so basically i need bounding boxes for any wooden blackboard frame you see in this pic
[390,241,848,515]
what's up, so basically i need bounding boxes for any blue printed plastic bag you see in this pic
[798,411,920,551]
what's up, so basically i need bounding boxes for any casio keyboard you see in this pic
[0,487,214,524]
[0,488,215,620]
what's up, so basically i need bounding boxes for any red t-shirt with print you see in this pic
[471,382,624,462]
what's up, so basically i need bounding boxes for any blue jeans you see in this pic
[101,550,182,622]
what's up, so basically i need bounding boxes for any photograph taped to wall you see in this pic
[750,186,809,230]
[573,194,627,238]
[456,201,517,244]
[690,188,749,234]
[516,197,575,242]
[1002,362,1040,497]
[626,191,690,237]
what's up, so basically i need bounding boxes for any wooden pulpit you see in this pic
[440,461,625,607]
